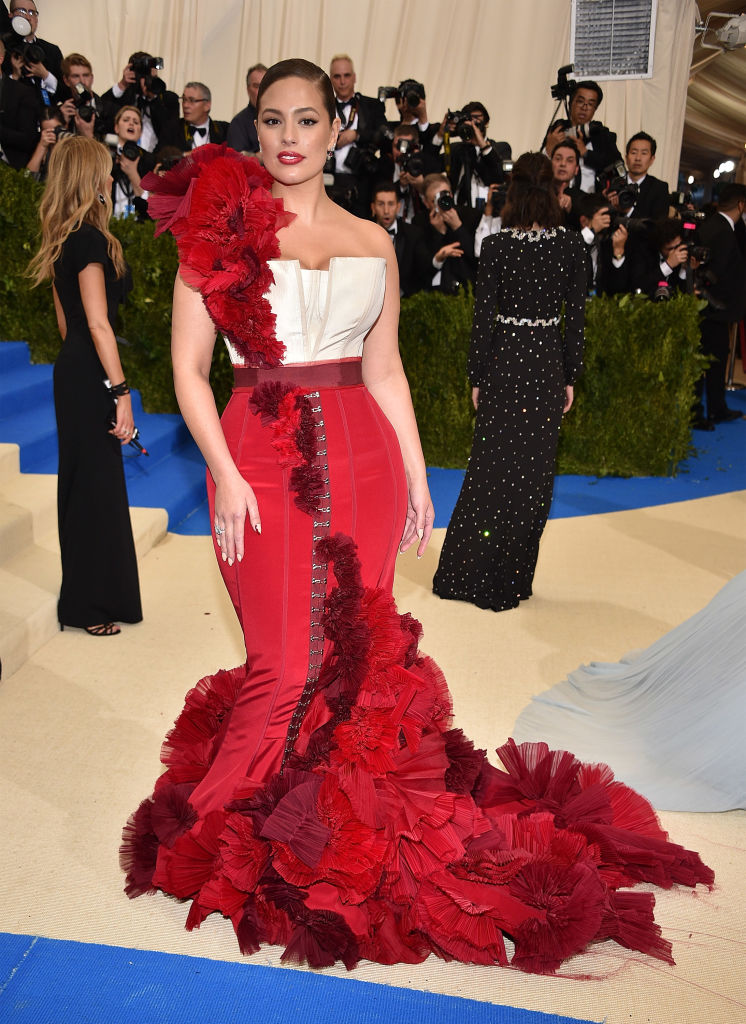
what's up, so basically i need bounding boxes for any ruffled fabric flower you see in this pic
[142,144,294,366]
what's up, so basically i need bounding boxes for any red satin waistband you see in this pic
[233,358,363,390]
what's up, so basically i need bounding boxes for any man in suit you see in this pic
[101,52,179,153]
[550,138,584,229]
[370,181,430,297]
[326,54,386,217]
[375,123,442,223]
[227,62,265,154]
[544,80,621,193]
[439,101,510,210]
[694,184,746,426]
[159,82,229,154]
[6,0,62,102]
[638,218,691,299]
[0,34,42,167]
[55,53,111,138]
[578,192,635,296]
[608,132,670,222]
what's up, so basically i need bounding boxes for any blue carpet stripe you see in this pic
[0,933,598,1024]
[2,340,745,533]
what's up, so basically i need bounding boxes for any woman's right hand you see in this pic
[213,474,261,565]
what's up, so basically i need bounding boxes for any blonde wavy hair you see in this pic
[28,135,126,285]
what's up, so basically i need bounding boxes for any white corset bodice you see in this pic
[225,256,386,366]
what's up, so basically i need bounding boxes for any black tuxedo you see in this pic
[336,92,386,149]
[547,119,621,180]
[159,117,230,152]
[417,204,480,294]
[626,174,670,222]
[583,233,633,296]
[448,139,511,207]
[27,35,62,92]
[557,183,584,230]
[329,92,387,217]
[111,147,157,220]
[0,74,42,168]
[227,103,258,153]
[386,218,431,297]
[101,83,180,148]
[696,212,746,418]
[53,85,111,137]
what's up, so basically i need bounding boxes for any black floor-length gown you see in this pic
[53,221,142,627]
[433,226,587,611]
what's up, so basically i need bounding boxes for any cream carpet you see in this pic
[1,491,744,1024]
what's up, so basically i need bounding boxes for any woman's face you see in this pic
[257,76,338,184]
[116,110,141,142]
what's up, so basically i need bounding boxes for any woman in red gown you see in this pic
[121,60,712,973]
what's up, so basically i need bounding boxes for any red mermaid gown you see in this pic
[121,147,713,974]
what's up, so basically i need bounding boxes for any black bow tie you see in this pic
[191,126,206,138]
[387,228,396,238]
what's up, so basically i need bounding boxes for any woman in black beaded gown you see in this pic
[433,152,587,611]
[29,136,142,635]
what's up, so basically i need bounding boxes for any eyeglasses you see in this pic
[180,96,207,104]
[573,98,598,109]
[11,7,39,15]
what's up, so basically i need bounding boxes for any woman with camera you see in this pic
[110,105,155,218]
[433,151,587,612]
[28,135,142,636]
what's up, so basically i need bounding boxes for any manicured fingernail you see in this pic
[228,557,233,566]
[417,528,424,539]
[221,551,227,561]
[254,523,262,534]
[237,553,243,562]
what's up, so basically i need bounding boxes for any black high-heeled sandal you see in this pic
[60,623,121,636]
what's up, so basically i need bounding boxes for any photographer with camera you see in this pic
[418,172,479,294]
[55,53,110,139]
[544,78,621,194]
[24,102,66,179]
[107,105,155,219]
[578,191,635,295]
[324,54,386,217]
[375,123,438,223]
[4,0,62,102]
[159,81,229,153]
[693,184,746,427]
[227,63,266,154]
[0,33,41,167]
[433,101,511,210]
[605,133,670,222]
[637,218,692,301]
[102,52,179,153]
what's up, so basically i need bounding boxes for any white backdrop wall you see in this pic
[38,0,694,188]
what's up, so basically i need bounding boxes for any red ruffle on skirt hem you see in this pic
[120,532,714,974]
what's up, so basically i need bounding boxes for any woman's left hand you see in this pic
[400,478,434,558]
[563,385,574,414]
[110,393,135,442]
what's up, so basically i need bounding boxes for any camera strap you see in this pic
[336,96,358,132]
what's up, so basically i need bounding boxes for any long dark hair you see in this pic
[256,58,336,124]
[501,152,563,230]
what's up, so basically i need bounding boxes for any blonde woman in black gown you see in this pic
[29,136,142,635]
[433,152,587,611]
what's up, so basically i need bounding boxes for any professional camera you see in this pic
[607,175,639,211]
[377,85,398,104]
[103,134,139,162]
[396,138,424,178]
[435,190,455,212]
[669,190,694,212]
[396,79,425,110]
[444,109,475,142]
[551,64,576,103]
[131,55,164,89]
[72,82,95,123]
[22,40,46,68]
[596,159,626,194]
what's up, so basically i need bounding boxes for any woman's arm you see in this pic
[361,238,434,557]
[52,285,67,339]
[78,262,134,443]
[171,273,260,564]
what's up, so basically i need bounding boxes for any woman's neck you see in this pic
[272,174,331,223]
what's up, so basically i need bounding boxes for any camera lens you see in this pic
[436,191,455,212]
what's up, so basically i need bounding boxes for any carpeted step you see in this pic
[0,340,34,373]
[0,362,54,418]
[0,470,57,564]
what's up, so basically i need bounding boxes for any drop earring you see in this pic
[97,193,106,205]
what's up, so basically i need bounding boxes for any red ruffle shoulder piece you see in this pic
[141,144,295,367]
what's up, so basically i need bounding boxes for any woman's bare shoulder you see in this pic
[325,203,391,258]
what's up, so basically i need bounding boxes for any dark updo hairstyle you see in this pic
[501,151,563,230]
[256,58,336,124]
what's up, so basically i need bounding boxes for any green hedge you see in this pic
[1,162,705,476]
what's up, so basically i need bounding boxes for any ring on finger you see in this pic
[215,524,225,536]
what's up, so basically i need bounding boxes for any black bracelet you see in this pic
[109,380,130,397]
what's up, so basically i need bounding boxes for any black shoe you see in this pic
[693,416,715,431]
[712,407,743,423]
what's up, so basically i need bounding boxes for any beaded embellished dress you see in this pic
[433,227,587,612]
[121,148,712,974]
